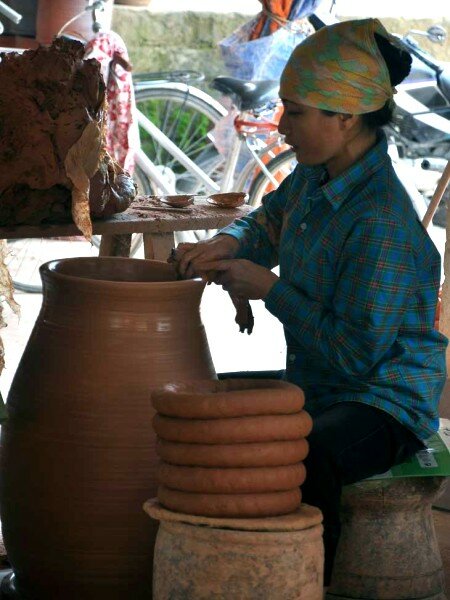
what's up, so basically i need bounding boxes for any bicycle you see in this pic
[5,0,297,292]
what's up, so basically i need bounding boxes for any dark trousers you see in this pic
[218,371,424,585]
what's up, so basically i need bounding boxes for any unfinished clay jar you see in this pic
[157,485,302,518]
[0,257,215,600]
[157,462,306,493]
[153,411,312,444]
[156,438,309,467]
[151,379,305,418]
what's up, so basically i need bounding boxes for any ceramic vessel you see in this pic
[151,379,305,418]
[157,486,303,518]
[326,477,447,600]
[145,499,324,599]
[156,438,309,467]
[0,257,215,600]
[157,462,306,493]
[152,379,311,518]
[153,411,312,444]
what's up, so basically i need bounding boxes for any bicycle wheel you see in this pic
[248,149,297,208]
[135,83,226,195]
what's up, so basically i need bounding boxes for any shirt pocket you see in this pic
[298,246,338,306]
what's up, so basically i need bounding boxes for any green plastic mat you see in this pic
[371,418,450,480]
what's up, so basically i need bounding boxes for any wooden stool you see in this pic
[144,499,324,600]
[326,477,448,600]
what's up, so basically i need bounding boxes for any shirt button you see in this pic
[300,223,307,231]
[288,353,296,362]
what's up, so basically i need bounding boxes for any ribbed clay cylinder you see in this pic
[0,257,216,600]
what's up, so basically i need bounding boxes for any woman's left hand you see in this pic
[197,259,279,300]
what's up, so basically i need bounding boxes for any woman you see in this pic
[172,18,448,584]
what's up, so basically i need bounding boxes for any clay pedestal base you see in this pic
[326,477,448,600]
[144,499,324,599]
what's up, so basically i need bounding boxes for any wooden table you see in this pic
[0,197,252,261]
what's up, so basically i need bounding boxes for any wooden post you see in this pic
[423,161,450,371]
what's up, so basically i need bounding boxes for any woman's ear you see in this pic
[337,113,359,131]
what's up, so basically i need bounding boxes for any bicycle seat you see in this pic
[211,76,279,111]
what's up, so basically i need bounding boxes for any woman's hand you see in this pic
[197,259,279,300]
[170,235,240,279]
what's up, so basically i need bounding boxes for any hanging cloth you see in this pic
[85,31,140,174]
[250,0,324,40]
[251,0,294,39]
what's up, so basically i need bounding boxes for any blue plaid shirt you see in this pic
[221,134,448,440]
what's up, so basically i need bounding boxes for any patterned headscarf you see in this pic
[279,18,395,114]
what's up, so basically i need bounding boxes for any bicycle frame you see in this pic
[135,82,226,194]
[135,83,287,197]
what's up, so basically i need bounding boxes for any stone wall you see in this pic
[112,8,248,94]
[112,7,450,94]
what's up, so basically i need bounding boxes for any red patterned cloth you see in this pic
[85,31,140,173]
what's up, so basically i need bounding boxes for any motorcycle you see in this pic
[311,10,450,226]
[387,24,450,226]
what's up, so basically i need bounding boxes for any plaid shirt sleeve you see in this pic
[219,174,293,268]
[265,216,417,378]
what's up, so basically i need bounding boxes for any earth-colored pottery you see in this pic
[326,477,447,600]
[207,192,248,208]
[157,462,306,493]
[0,257,215,600]
[153,410,312,444]
[157,486,302,518]
[156,438,309,467]
[151,379,304,418]
[146,500,324,599]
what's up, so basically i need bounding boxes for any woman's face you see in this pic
[278,99,346,168]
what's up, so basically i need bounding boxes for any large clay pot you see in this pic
[0,257,216,600]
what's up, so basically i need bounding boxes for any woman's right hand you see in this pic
[171,235,240,279]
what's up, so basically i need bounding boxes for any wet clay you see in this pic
[156,438,309,467]
[153,411,313,444]
[0,38,135,227]
[157,485,302,518]
[151,379,304,418]
[0,257,216,600]
[157,463,306,493]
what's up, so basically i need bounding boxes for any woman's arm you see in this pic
[218,171,293,269]
[173,169,295,278]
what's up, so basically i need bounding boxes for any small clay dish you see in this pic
[207,192,248,208]
[160,195,194,208]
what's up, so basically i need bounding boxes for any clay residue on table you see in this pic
[128,195,243,221]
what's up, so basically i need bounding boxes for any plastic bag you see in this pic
[219,16,313,82]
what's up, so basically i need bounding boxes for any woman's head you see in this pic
[280,18,411,117]
[278,19,411,175]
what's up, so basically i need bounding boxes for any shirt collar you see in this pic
[301,132,389,211]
